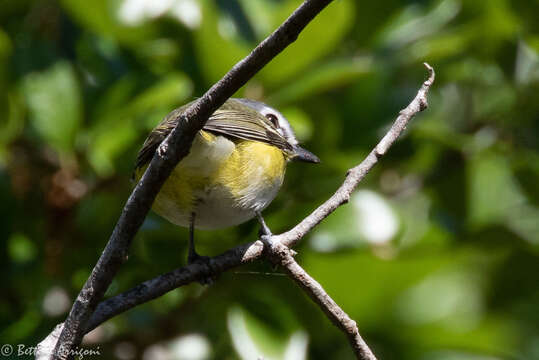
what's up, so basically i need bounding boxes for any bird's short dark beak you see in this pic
[292,145,320,163]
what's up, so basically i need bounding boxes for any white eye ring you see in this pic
[265,113,279,127]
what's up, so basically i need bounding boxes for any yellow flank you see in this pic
[135,130,286,227]
[218,140,286,198]
[134,130,219,215]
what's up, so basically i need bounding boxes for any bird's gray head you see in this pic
[235,98,319,164]
[234,98,298,145]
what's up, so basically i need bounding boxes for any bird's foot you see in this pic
[258,221,276,251]
[258,225,281,271]
[256,212,273,245]
[188,252,216,286]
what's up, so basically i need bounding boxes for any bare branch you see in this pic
[36,324,64,360]
[275,63,435,248]
[264,240,377,360]
[85,241,264,333]
[78,64,435,358]
[43,1,335,359]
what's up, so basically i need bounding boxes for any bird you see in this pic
[134,98,319,267]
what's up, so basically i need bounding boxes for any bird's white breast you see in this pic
[152,132,286,230]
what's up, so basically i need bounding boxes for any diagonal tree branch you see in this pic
[41,1,336,359]
[263,240,377,360]
[276,62,435,249]
[66,64,435,360]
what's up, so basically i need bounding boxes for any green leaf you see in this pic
[0,27,12,64]
[309,190,399,252]
[88,72,192,176]
[193,1,251,85]
[515,40,539,86]
[21,61,82,154]
[88,117,138,176]
[468,152,526,228]
[227,307,306,360]
[268,57,372,106]
[0,310,41,343]
[129,72,193,116]
[60,0,156,46]
[375,0,460,49]
[259,0,355,86]
[0,91,25,165]
[8,233,37,263]
[302,249,453,327]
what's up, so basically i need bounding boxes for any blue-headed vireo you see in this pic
[134,98,319,265]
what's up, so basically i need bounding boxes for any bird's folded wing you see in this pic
[204,110,290,150]
[134,106,289,171]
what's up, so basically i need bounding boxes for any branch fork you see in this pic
[36,0,435,357]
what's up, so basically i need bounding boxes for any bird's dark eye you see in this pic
[265,113,279,127]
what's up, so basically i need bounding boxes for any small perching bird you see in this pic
[134,98,319,267]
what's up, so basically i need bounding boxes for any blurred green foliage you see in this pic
[1,0,539,359]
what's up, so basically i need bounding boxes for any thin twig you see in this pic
[275,63,435,248]
[74,64,434,359]
[40,1,335,359]
[264,240,377,360]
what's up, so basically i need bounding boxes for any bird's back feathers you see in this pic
[134,99,291,172]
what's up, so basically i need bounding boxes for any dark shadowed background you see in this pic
[1,0,538,359]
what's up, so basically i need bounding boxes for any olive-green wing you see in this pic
[134,106,186,171]
[204,110,290,150]
[134,101,289,171]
